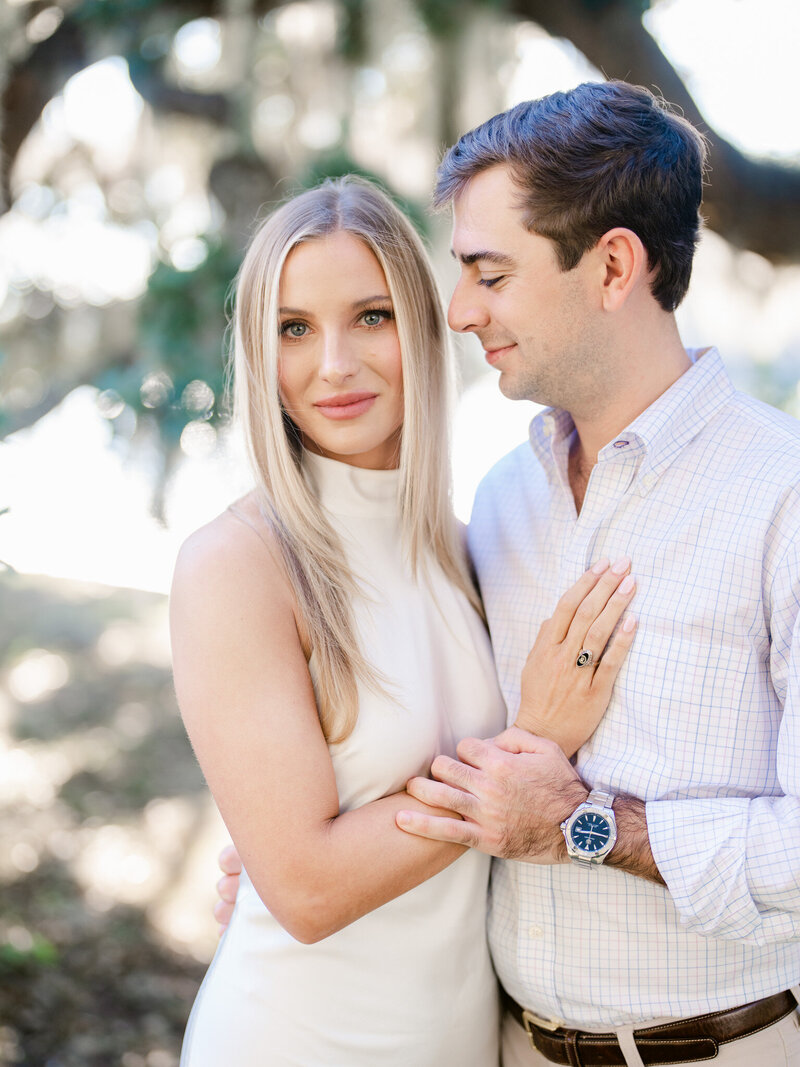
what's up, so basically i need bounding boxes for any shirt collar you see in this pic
[529,348,735,490]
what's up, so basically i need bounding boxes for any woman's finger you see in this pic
[218,842,242,876]
[579,574,636,660]
[216,873,240,904]
[213,898,235,929]
[563,556,631,654]
[590,615,637,699]
[546,558,610,641]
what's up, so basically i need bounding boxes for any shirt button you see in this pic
[528,925,544,939]
[613,440,629,449]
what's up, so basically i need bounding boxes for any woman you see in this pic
[170,176,636,1065]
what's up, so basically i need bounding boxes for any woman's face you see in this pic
[277,231,404,470]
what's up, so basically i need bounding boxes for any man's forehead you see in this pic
[450,169,528,260]
[453,164,526,216]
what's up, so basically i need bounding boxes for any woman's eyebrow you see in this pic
[351,295,393,310]
[279,295,393,316]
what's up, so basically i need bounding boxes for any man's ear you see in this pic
[596,228,648,311]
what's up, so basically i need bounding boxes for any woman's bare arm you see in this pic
[171,514,466,945]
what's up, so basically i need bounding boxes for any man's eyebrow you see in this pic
[450,249,515,267]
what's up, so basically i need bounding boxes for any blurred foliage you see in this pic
[577,0,650,13]
[2,0,799,513]
[302,150,431,238]
[0,506,12,572]
[100,238,240,455]
[0,0,451,499]
[748,353,800,419]
[73,0,170,28]
[337,0,369,60]
[416,0,509,37]
[0,932,59,971]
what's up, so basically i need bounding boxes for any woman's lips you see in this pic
[484,343,516,366]
[313,392,378,419]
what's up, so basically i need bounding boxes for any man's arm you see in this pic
[401,526,800,943]
[605,797,663,883]
[397,728,664,885]
[642,525,800,943]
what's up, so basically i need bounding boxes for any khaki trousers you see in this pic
[501,1001,800,1067]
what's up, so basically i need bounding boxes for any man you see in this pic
[217,82,800,1065]
[394,81,800,1066]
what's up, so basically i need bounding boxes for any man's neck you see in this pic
[567,329,693,513]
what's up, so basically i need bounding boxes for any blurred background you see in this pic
[1,0,799,1062]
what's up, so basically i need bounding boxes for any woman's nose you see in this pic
[319,332,359,383]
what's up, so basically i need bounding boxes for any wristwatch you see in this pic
[560,789,617,867]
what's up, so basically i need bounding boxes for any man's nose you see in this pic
[319,331,359,383]
[447,277,490,334]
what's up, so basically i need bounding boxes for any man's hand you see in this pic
[214,843,242,935]
[397,729,588,862]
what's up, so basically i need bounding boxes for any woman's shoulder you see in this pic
[171,491,291,617]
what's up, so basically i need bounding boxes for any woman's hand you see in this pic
[515,557,636,757]
[214,843,242,936]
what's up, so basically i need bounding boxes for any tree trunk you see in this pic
[507,0,800,261]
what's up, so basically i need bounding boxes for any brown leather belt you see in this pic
[502,987,797,1065]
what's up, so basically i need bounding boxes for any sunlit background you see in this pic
[1,0,799,1062]
[2,0,800,589]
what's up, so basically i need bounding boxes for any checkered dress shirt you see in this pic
[468,348,800,1027]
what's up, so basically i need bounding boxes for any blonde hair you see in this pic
[232,175,481,743]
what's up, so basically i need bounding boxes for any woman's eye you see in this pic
[360,309,392,328]
[479,275,505,288]
[282,322,308,338]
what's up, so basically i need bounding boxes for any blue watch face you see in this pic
[571,811,612,852]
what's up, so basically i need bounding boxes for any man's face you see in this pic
[448,164,606,412]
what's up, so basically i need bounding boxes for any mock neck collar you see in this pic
[301,450,400,517]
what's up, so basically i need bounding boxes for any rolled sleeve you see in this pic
[646,795,800,944]
[645,520,800,945]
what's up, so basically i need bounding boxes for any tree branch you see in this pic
[2,15,88,212]
[4,0,800,261]
[506,0,800,261]
[0,0,279,210]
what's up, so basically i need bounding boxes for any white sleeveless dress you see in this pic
[181,451,507,1066]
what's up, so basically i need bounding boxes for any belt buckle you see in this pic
[521,1008,562,1040]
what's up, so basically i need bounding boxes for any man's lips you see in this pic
[313,392,378,419]
[484,343,517,366]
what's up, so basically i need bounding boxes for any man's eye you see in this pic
[281,322,308,338]
[479,276,505,288]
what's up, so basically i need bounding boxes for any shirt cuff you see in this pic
[645,797,766,943]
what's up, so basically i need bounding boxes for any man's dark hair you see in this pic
[434,81,708,311]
